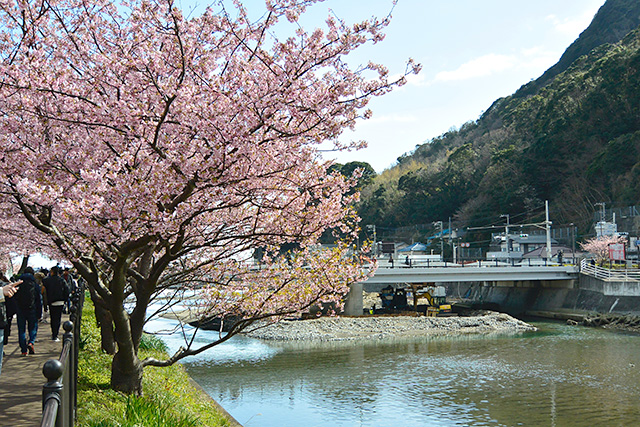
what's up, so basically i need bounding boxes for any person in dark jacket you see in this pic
[15,267,42,355]
[43,266,69,341]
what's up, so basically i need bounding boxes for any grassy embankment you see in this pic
[77,297,234,427]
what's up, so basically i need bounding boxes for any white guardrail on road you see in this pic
[580,258,640,282]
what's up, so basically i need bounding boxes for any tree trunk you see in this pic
[108,276,147,395]
[18,254,29,275]
[95,305,116,355]
[110,350,144,395]
[86,284,117,354]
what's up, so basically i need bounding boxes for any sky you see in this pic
[181,0,608,172]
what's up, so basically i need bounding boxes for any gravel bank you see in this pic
[244,312,536,341]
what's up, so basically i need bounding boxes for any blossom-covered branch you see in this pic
[0,0,418,394]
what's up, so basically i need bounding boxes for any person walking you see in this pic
[0,278,20,373]
[43,266,69,342]
[15,267,42,355]
[35,269,48,323]
[61,268,76,314]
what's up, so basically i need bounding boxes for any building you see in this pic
[486,233,558,261]
[522,245,584,264]
[595,221,617,237]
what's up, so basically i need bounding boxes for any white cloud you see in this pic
[518,46,560,69]
[546,6,600,36]
[385,69,429,88]
[425,47,561,87]
[434,54,517,82]
[521,46,544,57]
[404,72,428,87]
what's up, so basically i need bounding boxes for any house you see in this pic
[486,233,558,261]
[522,245,585,263]
[398,242,428,254]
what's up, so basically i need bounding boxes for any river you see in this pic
[152,318,640,426]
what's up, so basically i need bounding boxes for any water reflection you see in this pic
[153,319,640,427]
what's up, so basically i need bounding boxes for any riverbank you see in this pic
[78,298,238,427]
[244,312,536,341]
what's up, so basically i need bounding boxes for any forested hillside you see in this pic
[357,0,640,236]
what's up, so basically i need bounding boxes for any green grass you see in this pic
[77,296,233,427]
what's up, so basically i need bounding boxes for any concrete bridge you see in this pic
[364,264,578,284]
[344,263,579,315]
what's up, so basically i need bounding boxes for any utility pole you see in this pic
[595,202,606,221]
[501,214,510,260]
[452,229,458,264]
[367,224,377,256]
[449,217,452,262]
[545,200,552,260]
[570,223,575,264]
[434,221,444,261]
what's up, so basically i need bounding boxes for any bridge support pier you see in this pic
[343,282,363,316]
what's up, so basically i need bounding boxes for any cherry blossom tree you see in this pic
[0,203,62,274]
[0,0,418,393]
[580,235,628,265]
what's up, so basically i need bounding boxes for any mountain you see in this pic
[358,0,640,236]
[515,0,640,98]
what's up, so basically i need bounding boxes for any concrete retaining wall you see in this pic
[354,273,640,317]
[465,274,640,316]
[579,274,640,297]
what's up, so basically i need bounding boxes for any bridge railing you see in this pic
[40,280,85,427]
[580,259,640,282]
[380,257,566,269]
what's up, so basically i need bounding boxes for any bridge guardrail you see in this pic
[377,258,565,269]
[580,259,640,282]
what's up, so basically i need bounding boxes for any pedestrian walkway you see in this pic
[0,314,68,426]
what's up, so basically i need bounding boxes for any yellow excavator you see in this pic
[410,283,454,317]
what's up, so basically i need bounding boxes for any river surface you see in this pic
[152,318,640,426]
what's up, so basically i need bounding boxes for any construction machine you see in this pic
[410,283,454,317]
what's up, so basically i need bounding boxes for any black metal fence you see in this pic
[40,280,85,427]
[380,257,573,269]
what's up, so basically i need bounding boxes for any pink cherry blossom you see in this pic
[0,0,417,394]
[580,235,628,265]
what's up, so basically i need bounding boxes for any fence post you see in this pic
[62,321,75,424]
[42,359,64,427]
[69,284,83,421]
[41,279,84,427]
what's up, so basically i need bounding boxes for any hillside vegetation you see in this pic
[358,0,640,235]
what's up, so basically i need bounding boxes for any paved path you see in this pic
[0,314,68,426]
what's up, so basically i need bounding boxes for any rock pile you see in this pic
[582,313,640,332]
[244,312,536,341]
